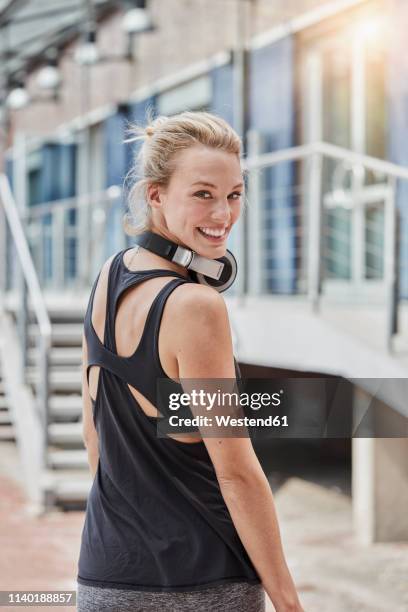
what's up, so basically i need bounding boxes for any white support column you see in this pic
[307,152,323,311]
[351,36,366,287]
[232,0,252,300]
[352,386,408,543]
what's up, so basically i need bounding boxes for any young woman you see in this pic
[76,111,304,612]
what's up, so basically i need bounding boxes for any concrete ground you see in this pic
[0,440,407,612]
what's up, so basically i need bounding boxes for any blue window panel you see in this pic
[121,97,157,248]
[249,36,296,294]
[105,108,130,190]
[210,61,240,282]
[210,62,234,126]
[104,98,156,256]
[39,143,76,204]
[59,144,77,280]
[127,97,157,176]
[104,106,131,257]
[26,143,76,283]
[387,0,408,299]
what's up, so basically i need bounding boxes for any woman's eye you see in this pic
[194,191,212,199]
[194,191,242,200]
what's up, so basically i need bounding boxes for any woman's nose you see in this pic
[210,199,232,224]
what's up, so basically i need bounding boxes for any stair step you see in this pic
[48,422,84,446]
[55,478,92,503]
[0,396,7,410]
[27,368,81,392]
[41,469,92,505]
[28,347,82,367]
[28,324,83,347]
[0,425,16,441]
[49,394,82,420]
[48,450,88,469]
[5,300,87,324]
[0,412,12,425]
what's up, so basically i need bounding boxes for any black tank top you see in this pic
[77,248,261,592]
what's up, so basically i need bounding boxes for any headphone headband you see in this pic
[133,231,237,293]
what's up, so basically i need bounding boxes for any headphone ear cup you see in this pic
[193,249,237,293]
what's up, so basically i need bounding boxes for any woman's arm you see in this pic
[172,285,304,612]
[81,332,99,478]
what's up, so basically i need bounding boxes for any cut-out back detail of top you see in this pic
[77,248,261,592]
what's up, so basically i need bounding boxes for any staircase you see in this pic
[0,366,16,442]
[40,305,91,510]
[17,303,92,510]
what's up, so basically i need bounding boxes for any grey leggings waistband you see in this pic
[76,580,265,612]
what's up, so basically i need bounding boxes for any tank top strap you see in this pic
[83,250,124,352]
[103,249,191,353]
[103,249,129,351]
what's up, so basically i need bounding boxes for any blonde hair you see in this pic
[123,107,246,236]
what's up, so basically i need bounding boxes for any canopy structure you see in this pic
[0,1,119,78]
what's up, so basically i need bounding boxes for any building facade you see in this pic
[4,0,407,298]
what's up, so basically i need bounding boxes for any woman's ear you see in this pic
[146,183,165,211]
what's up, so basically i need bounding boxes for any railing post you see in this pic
[0,202,6,300]
[307,152,323,312]
[52,207,65,289]
[37,333,50,469]
[247,130,264,296]
[14,132,29,379]
[17,274,28,380]
[384,176,399,352]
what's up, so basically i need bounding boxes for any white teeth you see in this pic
[199,227,226,237]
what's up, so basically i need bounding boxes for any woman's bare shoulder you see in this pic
[169,282,227,319]
[93,253,118,286]
[165,282,231,349]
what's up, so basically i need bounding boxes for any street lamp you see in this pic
[122,1,153,34]
[36,48,61,91]
[6,75,30,111]
[6,70,61,111]
[74,29,100,65]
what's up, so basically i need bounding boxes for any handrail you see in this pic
[242,140,408,181]
[0,174,52,340]
[21,186,121,220]
[242,140,401,351]
[0,172,52,466]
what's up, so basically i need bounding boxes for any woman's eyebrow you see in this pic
[191,181,244,189]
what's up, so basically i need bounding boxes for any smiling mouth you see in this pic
[197,226,229,241]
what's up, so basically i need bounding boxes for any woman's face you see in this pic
[148,144,243,258]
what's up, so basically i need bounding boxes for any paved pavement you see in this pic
[0,442,83,612]
[0,440,407,611]
[273,478,408,611]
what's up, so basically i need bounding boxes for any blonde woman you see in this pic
[76,111,304,612]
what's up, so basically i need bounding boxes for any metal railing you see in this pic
[0,173,52,467]
[239,139,408,352]
[3,140,408,355]
[14,186,125,291]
